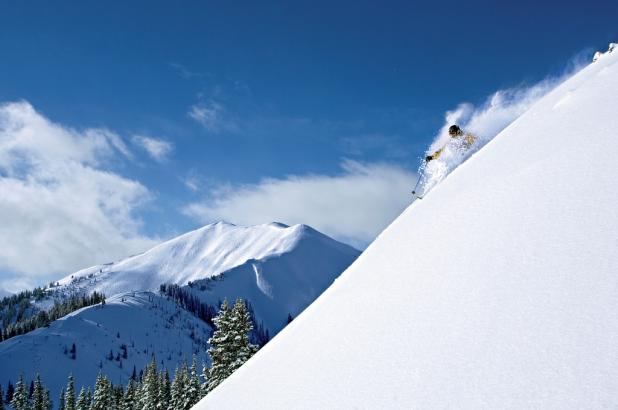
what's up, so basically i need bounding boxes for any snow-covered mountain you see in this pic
[52,221,359,334]
[58,221,350,296]
[1,292,212,402]
[0,221,359,401]
[194,44,618,409]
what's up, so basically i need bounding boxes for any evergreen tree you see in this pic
[65,375,76,410]
[6,381,14,404]
[58,388,65,410]
[123,379,138,410]
[138,358,159,410]
[187,358,201,407]
[156,370,171,410]
[11,374,30,410]
[200,363,209,396]
[206,298,258,392]
[0,384,4,410]
[206,299,232,392]
[229,299,258,373]
[91,374,112,410]
[113,385,124,409]
[169,364,189,410]
[85,388,93,409]
[31,374,46,410]
[43,389,52,410]
[75,388,88,410]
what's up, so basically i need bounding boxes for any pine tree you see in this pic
[123,379,138,410]
[113,385,124,410]
[65,375,76,410]
[200,362,209,397]
[169,363,189,410]
[138,358,159,410]
[186,358,201,407]
[6,381,14,404]
[85,388,93,409]
[156,370,171,410]
[43,389,52,410]
[91,374,112,410]
[206,299,233,392]
[206,298,258,392]
[11,374,30,410]
[0,384,4,410]
[31,374,46,410]
[76,388,88,410]
[229,299,258,374]
[58,388,65,410]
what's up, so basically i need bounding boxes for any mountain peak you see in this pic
[57,221,357,298]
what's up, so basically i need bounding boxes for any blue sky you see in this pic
[0,0,616,291]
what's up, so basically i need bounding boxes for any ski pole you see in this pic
[411,159,426,195]
[411,173,422,195]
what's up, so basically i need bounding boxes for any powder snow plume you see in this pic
[418,52,589,194]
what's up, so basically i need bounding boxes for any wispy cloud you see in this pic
[183,160,416,248]
[0,101,158,292]
[132,134,173,162]
[188,100,239,133]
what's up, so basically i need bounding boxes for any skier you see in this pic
[425,125,476,162]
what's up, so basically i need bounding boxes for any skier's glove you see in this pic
[425,155,433,162]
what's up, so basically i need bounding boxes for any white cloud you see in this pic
[0,101,158,292]
[183,160,417,248]
[132,134,173,162]
[188,101,238,133]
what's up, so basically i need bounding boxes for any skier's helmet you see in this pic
[448,125,462,136]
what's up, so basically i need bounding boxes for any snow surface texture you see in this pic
[0,222,359,402]
[195,44,618,409]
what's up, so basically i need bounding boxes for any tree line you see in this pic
[0,292,105,342]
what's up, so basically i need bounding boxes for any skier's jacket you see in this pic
[428,132,476,161]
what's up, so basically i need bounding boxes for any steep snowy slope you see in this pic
[195,46,618,409]
[0,292,211,401]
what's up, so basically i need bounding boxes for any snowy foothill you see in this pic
[0,292,212,404]
[194,44,618,409]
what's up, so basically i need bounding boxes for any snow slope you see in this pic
[195,45,618,409]
[0,292,212,401]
